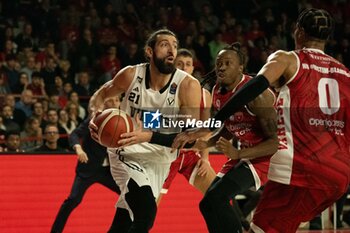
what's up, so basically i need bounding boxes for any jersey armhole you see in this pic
[285,51,300,85]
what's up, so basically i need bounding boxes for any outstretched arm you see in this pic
[213,50,294,125]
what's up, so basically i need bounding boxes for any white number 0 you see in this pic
[318,78,340,115]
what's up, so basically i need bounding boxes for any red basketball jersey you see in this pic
[269,48,350,190]
[212,75,275,189]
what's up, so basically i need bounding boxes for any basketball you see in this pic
[93,108,134,147]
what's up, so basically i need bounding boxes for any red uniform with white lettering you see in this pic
[212,74,275,190]
[252,48,350,233]
[161,89,207,193]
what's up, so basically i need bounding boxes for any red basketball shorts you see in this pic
[161,150,200,194]
[251,180,346,233]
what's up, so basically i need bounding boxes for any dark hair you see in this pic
[5,131,20,140]
[297,8,334,40]
[177,48,193,58]
[145,29,177,50]
[32,71,42,78]
[222,42,246,66]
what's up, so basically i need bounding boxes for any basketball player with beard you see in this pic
[89,29,201,233]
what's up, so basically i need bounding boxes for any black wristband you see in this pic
[212,75,270,130]
[150,132,176,147]
[149,132,195,148]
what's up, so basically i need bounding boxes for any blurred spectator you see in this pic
[57,59,75,85]
[41,57,59,92]
[65,102,83,127]
[35,123,67,153]
[193,33,211,73]
[0,115,6,146]
[15,23,38,52]
[53,75,65,98]
[3,54,20,92]
[36,41,60,67]
[47,89,64,111]
[120,42,143,67]
[98,45,121,85]
[2,105,21,132]
[0,26,17,50]
[97,17,118,49]
[20,55,37,82]
[0,39,17,66]
[4,94,26,127]
[74,72,96,105]
[20,116,43,151]
[32,101,47,129]
[0,71,11,94]
[15,89,34,117]
[88,8,101,31]
[222,10,236,29]
[44,109,69,149]
[62,82,73,100]
[208,32,228,66]
[67,91,86,120]
[245,19,266,48]
[200,3,219,34]
[12,72,29,94]
[260,8,276,35]
[2,131,24,152]
[26,72,47,97]
[16,40,35,68]
[75,29,100,72]
[58,108,76,134]
[168,5,188,35]
[218,22,235,45]
[124,2,141,26]
[115,14,136,44]
[102,2,118,24]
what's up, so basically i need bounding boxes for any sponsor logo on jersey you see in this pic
[169,83,177,94]
[167,97,175,106]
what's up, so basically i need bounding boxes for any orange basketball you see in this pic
[93,108,134,147]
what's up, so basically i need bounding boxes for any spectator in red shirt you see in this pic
[99,45,121,84]
[27,72,47,97]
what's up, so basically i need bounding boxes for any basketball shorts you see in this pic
[218,159,269,191]
[161,150,201,194]
[108,150,171,220]
[251,180,346,233]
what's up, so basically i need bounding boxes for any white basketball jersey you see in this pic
[117,63,187,163]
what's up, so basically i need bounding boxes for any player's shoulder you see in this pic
[267,49,295,62]
[179,72,201,90]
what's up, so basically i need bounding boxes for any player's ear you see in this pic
[145,46,153,59]
[239,64,244,73]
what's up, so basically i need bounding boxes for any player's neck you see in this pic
[301,41,325,51]
[149,66,172,91]
[226,74,243,91]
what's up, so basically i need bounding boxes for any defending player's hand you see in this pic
[171,128,210,152]
[192,138,209,151]
[118,114,152,147]
[216,137,239,160]
[196,158,211,177]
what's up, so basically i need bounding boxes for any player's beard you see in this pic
[153,54,176,74]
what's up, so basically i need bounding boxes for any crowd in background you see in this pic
[0,0,350,152]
